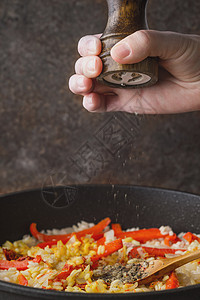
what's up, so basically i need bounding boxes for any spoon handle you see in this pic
[139,249,200,285]
[164,249,200,269]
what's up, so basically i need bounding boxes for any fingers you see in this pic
[75,56,103,78]
[78,35,102,57]
[111,30,189,64]
[69,34,103,95]
[69,73,116,96]
[83,93,106,112]
[83,93,119,113]
[69,75,93,95]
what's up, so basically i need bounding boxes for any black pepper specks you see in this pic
[93,261,149,284]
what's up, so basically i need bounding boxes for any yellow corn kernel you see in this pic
[123,237,133,243]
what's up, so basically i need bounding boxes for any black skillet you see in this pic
[0,184,200,299]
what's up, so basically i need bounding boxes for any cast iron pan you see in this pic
[0,184,200,299]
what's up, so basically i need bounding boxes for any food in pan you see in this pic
[0,218,200,293]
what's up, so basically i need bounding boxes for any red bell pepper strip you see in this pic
[96,236,106,246]
[54,264,75,280]
[37,240,58,249]
[0,260,29,271]
[91,238,123,263]
[37,239,71,249]
[165,272,179,289]
[164,233,181,246]
[92,233,104,241]
[54,270,73,280]
[18,274,28,286]
[0,254,42,271]
[30,218,111,242]
[129,246,186,259]
[183,232,200,244]
[30,223,71,242]
[114,228,167,243]
[37,232,105,249]
[54,262,88,281]
[112,223,123,235]
[37,233,79,249]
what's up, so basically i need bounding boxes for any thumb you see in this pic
[110,30,189,64]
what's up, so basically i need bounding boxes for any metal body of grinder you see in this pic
[97,0,158,89]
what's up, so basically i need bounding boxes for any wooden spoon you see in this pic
[137,249,200,285]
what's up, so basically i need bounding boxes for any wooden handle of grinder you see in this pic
[97,0,158,89]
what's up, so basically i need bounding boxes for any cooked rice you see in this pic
[0,222,200,293]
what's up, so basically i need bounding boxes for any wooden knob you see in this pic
[97,0,158,89]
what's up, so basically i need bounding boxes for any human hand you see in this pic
[69,30,200,114]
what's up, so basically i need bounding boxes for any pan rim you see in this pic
[0,184,200,200]
[0,278,200,298]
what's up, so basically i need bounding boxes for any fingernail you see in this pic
[83,95,93,108]
[87,95,93,105]
[112,43,131,59]
[87,59,95,73]
[86,38,96,53]
[77,77,85,88]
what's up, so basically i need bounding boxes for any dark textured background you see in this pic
[0,0,200,195]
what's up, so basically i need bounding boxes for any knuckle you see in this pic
[135,30,151,50]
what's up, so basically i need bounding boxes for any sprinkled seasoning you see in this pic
[93,261,149,284]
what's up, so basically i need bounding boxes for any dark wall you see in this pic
[0,0,200,195]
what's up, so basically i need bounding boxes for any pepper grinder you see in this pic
[97,0,158,89]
